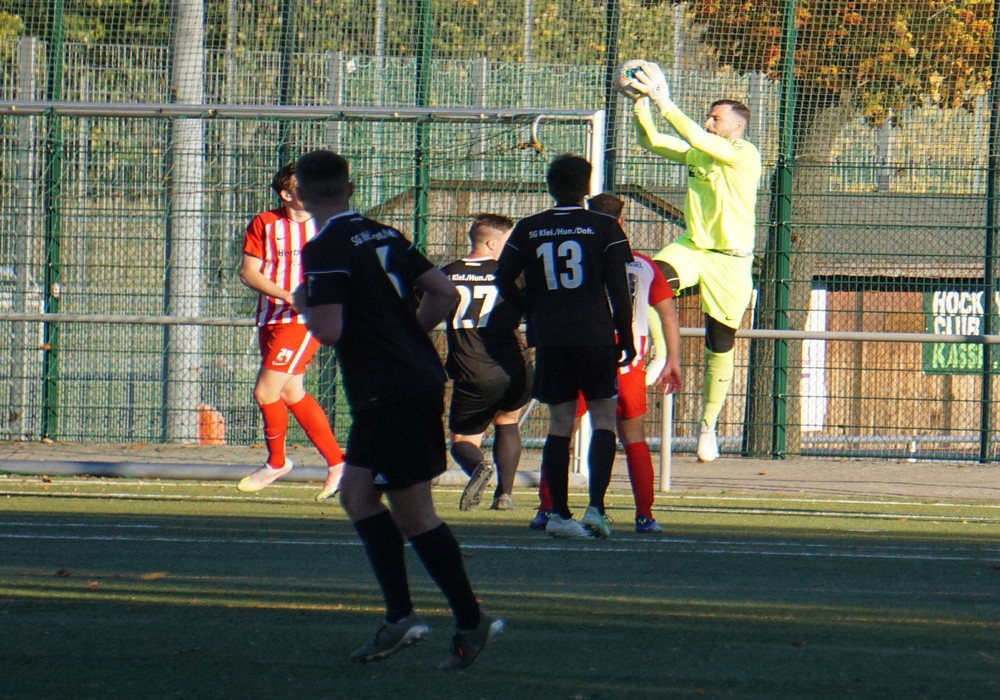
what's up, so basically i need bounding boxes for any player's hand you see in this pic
[617,340,637,368]
[651,359,683,395]
[631,62,673,112]
[632,96,653,119]
[644,355,666,386]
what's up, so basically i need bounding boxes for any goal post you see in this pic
[0,100,605,444]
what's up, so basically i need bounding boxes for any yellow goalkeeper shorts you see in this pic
[653,237,753,329]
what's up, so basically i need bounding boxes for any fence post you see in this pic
[770,0,798,459]
[412,0,432,251]
[601,0,621,193]
[978,0,1000,462]
[41,0,66,439]
[164,0,205,442]
[13,37,42,440]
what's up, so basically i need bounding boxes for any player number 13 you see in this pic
[537,240,583,290]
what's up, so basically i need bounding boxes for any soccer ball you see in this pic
[613,59,646,100]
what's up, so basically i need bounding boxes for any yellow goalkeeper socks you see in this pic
[702,348,735,428]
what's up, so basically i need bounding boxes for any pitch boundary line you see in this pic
[2,482,999,512]
[2,527,997,562]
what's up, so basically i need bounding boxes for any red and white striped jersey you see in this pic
[622,251,674,372]
[242,207,316,326]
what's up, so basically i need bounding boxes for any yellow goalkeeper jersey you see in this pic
[635,103,761,252]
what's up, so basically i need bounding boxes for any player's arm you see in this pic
[649,296,682,395]
[240,253,293,305]
[414,266,460,333]
[495,244,527,312]
[633,98,689,164]
[658,104,746,165]
[296,266,345,346]
[605,258,636,367]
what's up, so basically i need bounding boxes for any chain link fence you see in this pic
[2,1,1000,463]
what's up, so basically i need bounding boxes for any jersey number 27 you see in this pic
[452,284,498,329]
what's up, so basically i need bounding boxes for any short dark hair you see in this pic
[294,150,351,205]
[711,99,750,125]
[468,213,514,246]
[271,163,296,197]
[587,192,624,219]
[546,154,591,204]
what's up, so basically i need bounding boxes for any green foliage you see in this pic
[4,0,683,63]
[686,0,994,125]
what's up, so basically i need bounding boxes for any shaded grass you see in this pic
[1,475,999,699]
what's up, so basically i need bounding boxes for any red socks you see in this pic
[625,441,654,519]
[260,400,289,468]
[287,394,345,466]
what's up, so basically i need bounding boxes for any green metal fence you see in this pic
[2,1,1000,464]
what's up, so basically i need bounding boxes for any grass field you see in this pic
[1,474,999,699]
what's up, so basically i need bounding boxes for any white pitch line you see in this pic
[2,529,997,562]
[2,481,999,513]
[656,505,999,523]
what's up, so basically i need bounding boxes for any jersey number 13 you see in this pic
[537,240,583,290]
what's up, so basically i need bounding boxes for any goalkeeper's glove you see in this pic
[632,61,674,113]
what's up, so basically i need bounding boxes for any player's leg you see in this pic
[448,379,503,511]
[254,368,293,468]
[534,347,591,538]
[615,367,660,532]
[269,330,345,497]
[337,405,426,664]
[578,345,624,538]
[489,411,520,509]
[451,432,496,512]
[280,368,346,501]
[539,400,584,534]
[531,393,583,529]
[490,362,532,509]
[238,327,297,491]
[695,253,754,462]
[652,239,701,296]
[380,391,502,669]
[449,432,486,478]
[696,316,738,462]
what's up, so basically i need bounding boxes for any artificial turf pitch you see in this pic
[1,475,998,699]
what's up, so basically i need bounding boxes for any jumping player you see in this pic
[294,150,502,669]
[529,193,683,534]
[441,214,533,512]
[496,154,636,539]
[237,163,345,499]
[628,62,761,462]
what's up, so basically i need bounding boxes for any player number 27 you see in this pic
[452,284,499,329]
[537,240,583,290]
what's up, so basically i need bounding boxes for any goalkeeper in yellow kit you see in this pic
[627,61,761,462]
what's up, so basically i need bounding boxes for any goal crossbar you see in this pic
[0,100,601,124]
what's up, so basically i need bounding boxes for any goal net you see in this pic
[0,101,604,443]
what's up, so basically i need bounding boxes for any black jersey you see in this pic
[441,257,529,384]
[301,211,445,409]
[496,205,633,348]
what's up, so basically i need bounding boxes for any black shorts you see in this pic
[533,345,619,405]
[345,388,447,491]
[448,363,533,435]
